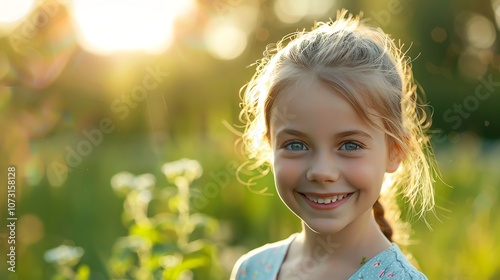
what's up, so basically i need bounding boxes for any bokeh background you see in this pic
[0,0,499,279]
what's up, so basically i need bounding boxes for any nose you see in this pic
[306,152,340,183]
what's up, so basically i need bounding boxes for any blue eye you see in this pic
[340,141,362,151]
[284,141,308,151]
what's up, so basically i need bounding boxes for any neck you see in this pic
[296,209,391,264]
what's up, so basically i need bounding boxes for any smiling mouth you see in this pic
[301,193,352,204]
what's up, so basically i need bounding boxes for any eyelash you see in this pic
[283,140,308,151]
[281,140,365,152]
[339,141,364,152]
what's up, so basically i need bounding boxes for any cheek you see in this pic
[273,158,303,191]
[342,158,386,191]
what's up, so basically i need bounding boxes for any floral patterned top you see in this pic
[231,234,427,280]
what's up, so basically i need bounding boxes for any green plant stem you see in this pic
[175,176,191,250]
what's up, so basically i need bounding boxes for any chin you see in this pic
[302,217,347,235]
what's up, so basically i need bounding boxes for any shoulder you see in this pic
[230,235,295,280]
[352,243,428,280]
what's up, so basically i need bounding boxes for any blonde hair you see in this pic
[239,10,437,242]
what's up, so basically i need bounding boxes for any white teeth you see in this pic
[305,194,348,204]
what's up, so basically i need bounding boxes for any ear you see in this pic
[386,138,404,173]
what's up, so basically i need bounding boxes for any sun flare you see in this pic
[0,0,35,24]
[70,0,193,55]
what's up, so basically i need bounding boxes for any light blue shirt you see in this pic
[231,234,427,280]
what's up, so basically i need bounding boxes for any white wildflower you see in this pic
[133,173,156,190]
[44,245,84,266]
[137,189,152,205]
[161,158,203,183]
[110,172,135,195]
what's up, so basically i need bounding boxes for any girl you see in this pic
[231,10,437,280]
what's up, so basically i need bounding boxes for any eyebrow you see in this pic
[275,129,307,138]
[335,130,373,140]
[275,128,373,140]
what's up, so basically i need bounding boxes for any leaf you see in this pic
[162,256,210,279]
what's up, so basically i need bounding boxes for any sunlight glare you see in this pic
[71,0,193,55]
[203,1,259,60]
[0,0,35,24]
[492,0,500,28]
[464,13,496,49]
[274,0,308,24]
[274,0,335,24]
[204,21,247,60]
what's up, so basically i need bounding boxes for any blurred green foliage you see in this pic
[106,159,223,279]
[412,136,500,279]
[0,0,499,279]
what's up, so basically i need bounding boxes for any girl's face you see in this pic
[269,78,400,234]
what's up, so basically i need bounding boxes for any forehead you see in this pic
[269,78,383,137]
